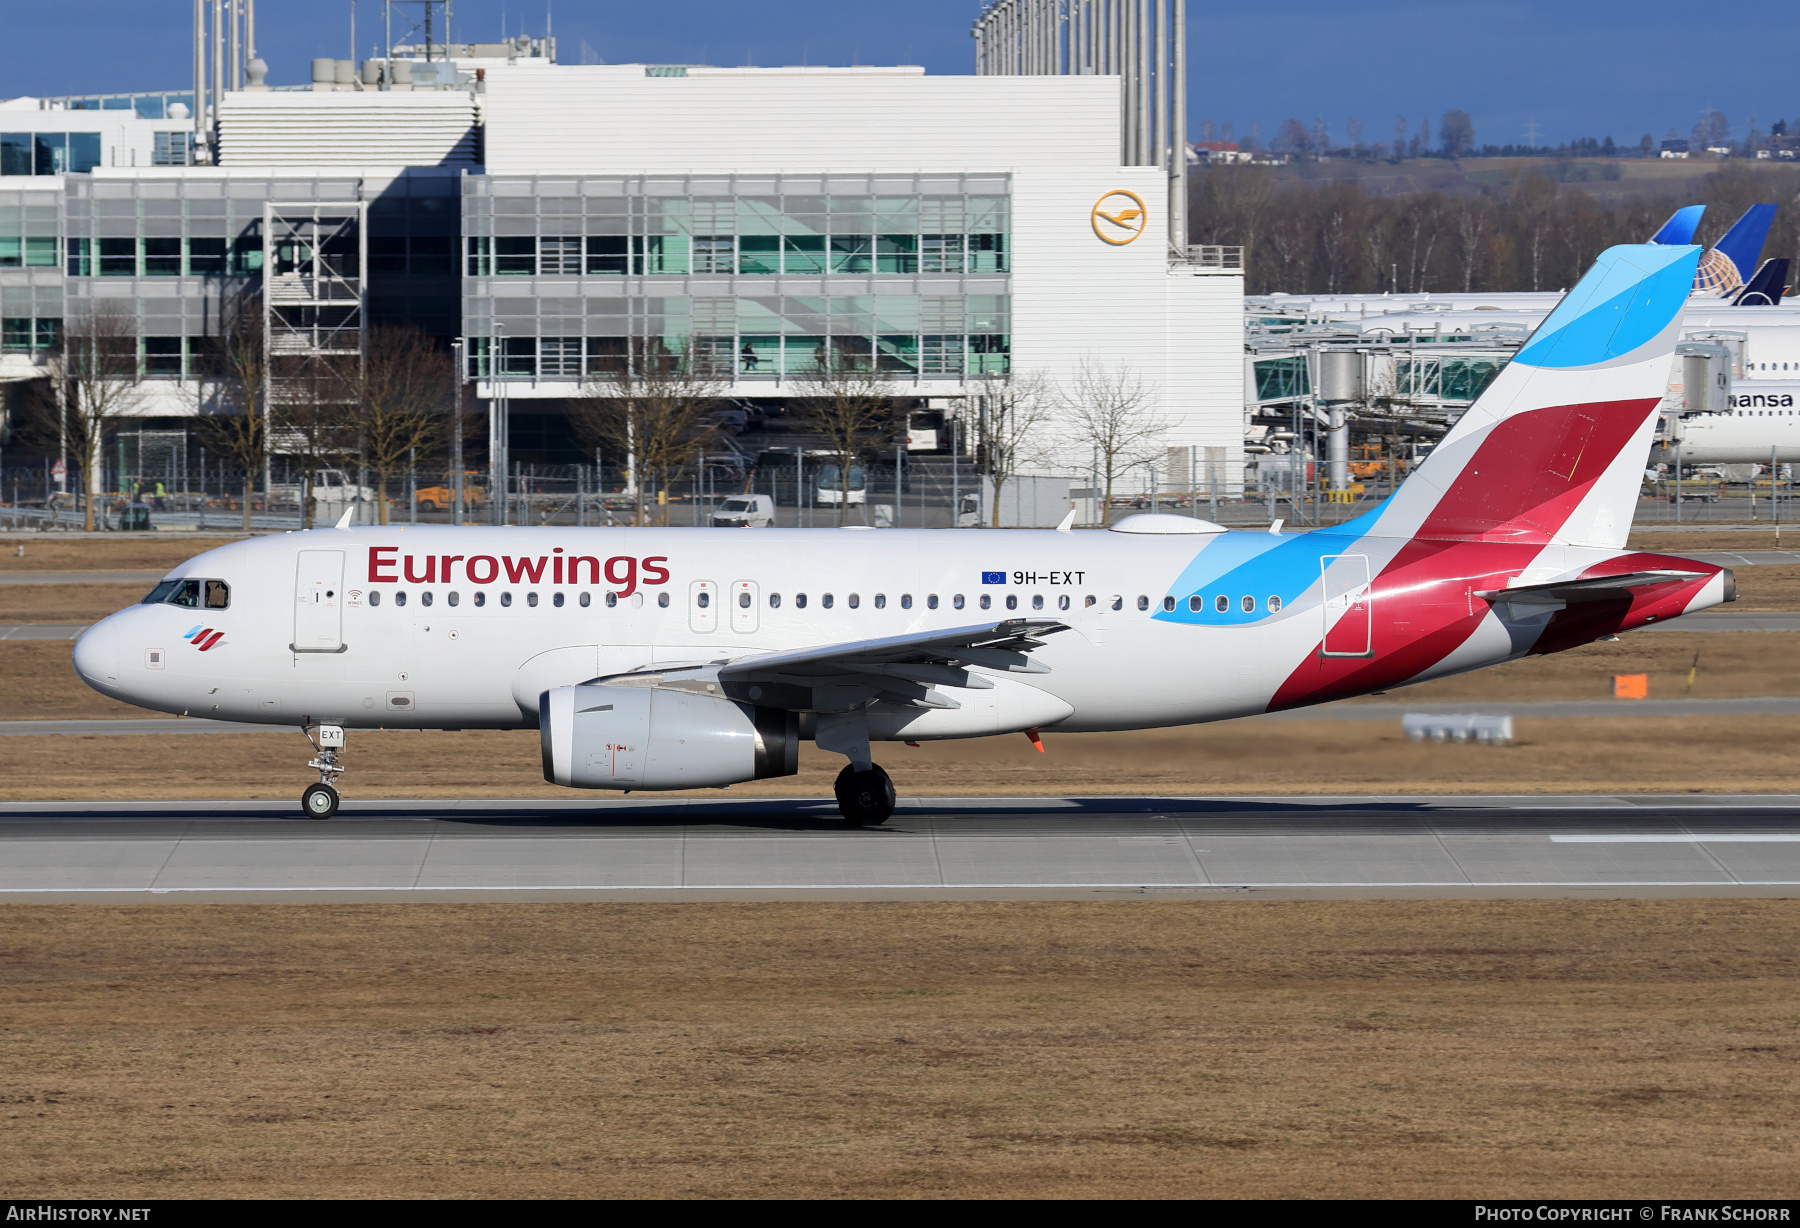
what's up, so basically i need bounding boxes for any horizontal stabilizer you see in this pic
[1475,569,1707,606]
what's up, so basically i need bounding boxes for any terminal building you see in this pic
[0,1,1246,500]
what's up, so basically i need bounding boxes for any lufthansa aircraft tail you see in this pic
[1732,257,1791,306]
[1350,243,1702,550]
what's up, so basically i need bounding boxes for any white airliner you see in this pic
[1662,382,1800,463]
[74,243,1735,824]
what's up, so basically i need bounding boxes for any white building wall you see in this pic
[217,92,480,168]
[481,65,1121,173]
[1008,165,1243,492]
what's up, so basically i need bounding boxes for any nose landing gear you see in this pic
[301,724,347,819]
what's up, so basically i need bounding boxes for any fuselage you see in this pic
[1661,382,1800,463]
[71,521,1730,738]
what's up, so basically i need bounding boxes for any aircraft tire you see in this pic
[834,764,895,826]
[301,782,340,820]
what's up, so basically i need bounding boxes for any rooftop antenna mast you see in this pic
[384,0,452,61]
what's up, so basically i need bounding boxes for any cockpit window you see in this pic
[143,578,228,609]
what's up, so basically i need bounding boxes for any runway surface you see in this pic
[3,794,1797,901]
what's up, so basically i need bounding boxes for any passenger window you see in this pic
[1005,594,1017,610]
[927,594,938,609]
[370,591,382,607]
[141,580,179,604]
[1163,596,1176,612]
[979,595,990,610]
[1269,595,1282,613]
[606,592,617,608]
[1058,594,1069,611]
[448,591,460,607]
[204,580,230,609]
[769,592,782,608]
[501,592,512,607]
[795,593,808,609]
[901,594,912,609]
[1110,595,1123,611]
[873,594,886,609]
[823,593,835,609]
[697,591,710,609]
[1085,595,1096,607]
[848,593,860,609]
[1189,596,1201,612]
[1242,595,1256,613]
[396,591,408,607]
[528,592,539,608]
[738,591,751,608]
[657,593,669,608]
[1214,595,1229,613]
[1136,595,1148,611]
[474,592,486,607]
[421,591,434,607]
[554,592,565,608]
[953,594,965,609]
[1031,595,1043,610]
[579,592,590,607]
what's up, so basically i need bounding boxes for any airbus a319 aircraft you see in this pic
[74,243,1734,824]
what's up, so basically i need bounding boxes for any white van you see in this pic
[710,494,776,528]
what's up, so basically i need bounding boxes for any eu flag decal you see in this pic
[981,571,1006,585]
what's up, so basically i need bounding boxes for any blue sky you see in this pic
[5,1,1795,148]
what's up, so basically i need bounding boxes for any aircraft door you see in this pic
[730,580,759,633]
[1320,554,1372,657]
[294,549,346,652]
[689,580,718,633]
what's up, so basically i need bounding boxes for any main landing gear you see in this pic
[834,762,895,826]
[301,724,347,819]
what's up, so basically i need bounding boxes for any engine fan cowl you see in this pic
[540,683,798,790]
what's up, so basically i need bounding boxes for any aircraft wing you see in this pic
[709,618,1069,711]
[1475,570,1708,607]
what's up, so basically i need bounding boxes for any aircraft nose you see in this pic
[72,618,121,692]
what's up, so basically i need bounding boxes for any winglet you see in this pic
[333,505,357,530]
[1055,506,1075,534]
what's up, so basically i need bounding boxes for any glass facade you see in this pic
[464,172,1012,381]
[0,133,102,176]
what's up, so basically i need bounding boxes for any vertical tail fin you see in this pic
[1697,203,1777,295]
[1732,257,1791,306]
[1650,204,1704,245]
[1353,243,1701,549]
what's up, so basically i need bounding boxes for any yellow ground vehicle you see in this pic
[414,474,488,513]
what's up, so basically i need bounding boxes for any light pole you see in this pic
[450,338,463,525]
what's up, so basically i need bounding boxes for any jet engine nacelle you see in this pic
[540,683,799,790]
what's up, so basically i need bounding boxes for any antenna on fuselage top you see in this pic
[334,505,357,530]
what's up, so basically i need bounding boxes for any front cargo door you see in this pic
[293,549,346,652]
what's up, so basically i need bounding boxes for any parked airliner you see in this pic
[73,243,1734,823]
[1662,382,1800,462]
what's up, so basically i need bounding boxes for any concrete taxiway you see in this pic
[2,794,1797,902]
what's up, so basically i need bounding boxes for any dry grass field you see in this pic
[0,536,251,574]
[2,899,1796,1199]
[10,713,1800,802]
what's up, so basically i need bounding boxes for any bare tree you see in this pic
[1063,358,1165,522]
[40,301,144,531]
[1439,109,1476,158]
[973,369,1058,528]
[344,324,452,524]
[191,294,269,531]
[790,341,892,526]
[570,338,723,526]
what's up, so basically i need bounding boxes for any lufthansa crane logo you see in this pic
[1092,190,1148,245]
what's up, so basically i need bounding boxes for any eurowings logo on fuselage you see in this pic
[184,625,225,651]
